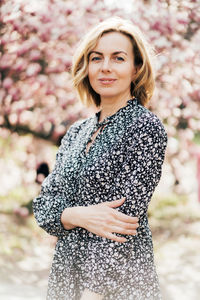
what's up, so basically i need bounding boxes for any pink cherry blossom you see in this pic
[0,0,199,197]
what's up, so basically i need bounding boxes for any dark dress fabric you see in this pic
[33,98,167,300]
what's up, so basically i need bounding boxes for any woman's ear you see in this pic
[132,69,137,81]
[132,65,141,80]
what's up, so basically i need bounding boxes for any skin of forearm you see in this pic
[61,206,83,230]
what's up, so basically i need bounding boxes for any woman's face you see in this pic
[88,31,137,102]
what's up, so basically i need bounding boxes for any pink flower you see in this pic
[0,54,16,69]
[29,49,41,61]
[3,77,13,89]
[14,207,29,218]
[26,63,42,77]
[8,86,20,101]
[12,57,28,72]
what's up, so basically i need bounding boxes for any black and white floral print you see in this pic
[33,98,167,300]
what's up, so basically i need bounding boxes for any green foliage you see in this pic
[193,132,200,145]
[0,186,34,211]
[148,193,188,220]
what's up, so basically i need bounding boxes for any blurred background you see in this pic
[0,0,200,299]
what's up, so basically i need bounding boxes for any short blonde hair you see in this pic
[72,17,156,107]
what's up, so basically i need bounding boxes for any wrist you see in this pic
[61,206,83,230]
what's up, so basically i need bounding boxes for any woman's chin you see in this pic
[97,92,121,99]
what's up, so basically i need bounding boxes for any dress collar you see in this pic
[94,97,138,127]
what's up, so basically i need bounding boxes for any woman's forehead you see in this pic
[92,31,133,53]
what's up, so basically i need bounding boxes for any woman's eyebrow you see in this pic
[113,51,127,56]
[89,51,102,56]
[89,51,128,56]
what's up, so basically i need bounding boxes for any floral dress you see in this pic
[33,98,167,300]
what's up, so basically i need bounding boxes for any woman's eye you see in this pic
[91,56,101,61]
[114,56,125,61]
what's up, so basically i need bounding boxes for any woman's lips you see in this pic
[98,78,117,84]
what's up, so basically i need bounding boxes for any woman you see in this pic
[33,17,167,300]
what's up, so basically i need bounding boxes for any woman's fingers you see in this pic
[102,197,126,208]
[115,210,139,224]
[100,198,139,222]
[105,232,127,243]
[100,197,139,224]
[109,225,137,236]
[81,201,139,242]
[112,220,139,230]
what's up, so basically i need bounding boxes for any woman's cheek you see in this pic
[88,66,96,82]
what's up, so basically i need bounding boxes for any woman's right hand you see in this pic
[61,197,139,243]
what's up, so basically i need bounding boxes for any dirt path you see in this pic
[156,222,200,300]
[0,241,52,300]
[0,282,46,300]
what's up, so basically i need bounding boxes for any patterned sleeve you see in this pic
[115,113,168,220]
[32,123,79,237]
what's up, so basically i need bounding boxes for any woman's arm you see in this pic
[114,113,168,222]
[32,124,79,237]
[60,113,167,241]
[61,197,139,243]
[33,120,139,240]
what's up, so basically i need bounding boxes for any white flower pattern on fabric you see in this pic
[33,98,167,300]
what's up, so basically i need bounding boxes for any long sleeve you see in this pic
[114,113,168,222]
[33,124,78,237]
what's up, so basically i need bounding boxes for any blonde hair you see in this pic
[72,17,156,107]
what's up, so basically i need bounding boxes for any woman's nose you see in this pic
[101,58,111,72]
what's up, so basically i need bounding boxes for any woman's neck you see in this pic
[98,94,133,122]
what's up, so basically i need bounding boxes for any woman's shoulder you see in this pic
[68,118,89,132]
[130,103,168,141]
[61,116,92,143]
[139,105,165,127]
